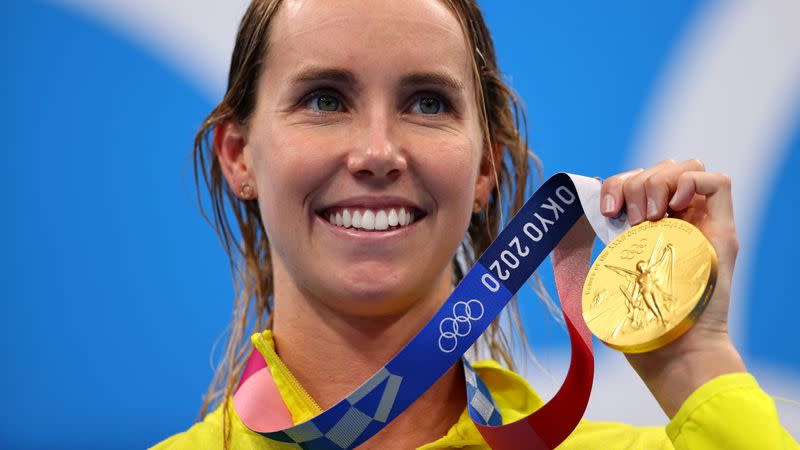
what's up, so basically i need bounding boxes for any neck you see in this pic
[270,269,466,448]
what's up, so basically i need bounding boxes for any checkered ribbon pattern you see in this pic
[260,363,500,450]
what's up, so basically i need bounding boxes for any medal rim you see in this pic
[582,218,718,354]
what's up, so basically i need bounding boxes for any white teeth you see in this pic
[325,207,417,230]
[342,209,352,227]
[375,210,388,230]
[361,210,375,230]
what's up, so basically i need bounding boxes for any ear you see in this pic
[473,143,503,211]
[214,120,253,198]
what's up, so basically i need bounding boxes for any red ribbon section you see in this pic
[476,216,596,449]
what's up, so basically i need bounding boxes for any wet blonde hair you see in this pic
[193,0,539,446]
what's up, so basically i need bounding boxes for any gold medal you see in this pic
[582,218,717,353]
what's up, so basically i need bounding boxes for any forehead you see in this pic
[266,0,472,84]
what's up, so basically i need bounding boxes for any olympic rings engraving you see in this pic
[438,300,485,353]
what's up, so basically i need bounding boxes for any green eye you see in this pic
[414,97,443,115]
[312,94,342,112]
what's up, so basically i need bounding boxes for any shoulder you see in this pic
[149,405,225,450]
[149,401,297,450]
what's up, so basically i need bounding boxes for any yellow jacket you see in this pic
[152,330,797,449]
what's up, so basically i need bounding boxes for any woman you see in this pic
[154,0,796,448]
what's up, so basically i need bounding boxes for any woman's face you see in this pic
[241,0,490,315]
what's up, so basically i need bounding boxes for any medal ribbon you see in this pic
[233,173,629,449]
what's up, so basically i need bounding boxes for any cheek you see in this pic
[249,127,341,226]
[414,135,482,222]
[421,142,480,275]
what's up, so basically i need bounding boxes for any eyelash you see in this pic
[408,95,448,115]
[299,89,453,116]
[302,90,347,113]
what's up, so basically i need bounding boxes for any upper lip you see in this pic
[316,195,426,215]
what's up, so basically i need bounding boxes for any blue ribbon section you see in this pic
[258,173,586,449]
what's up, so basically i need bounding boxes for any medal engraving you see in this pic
[582,218,717,353]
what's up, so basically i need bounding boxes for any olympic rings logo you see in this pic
[438,299,485,353]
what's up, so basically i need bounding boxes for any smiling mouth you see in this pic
[319,206,424,231]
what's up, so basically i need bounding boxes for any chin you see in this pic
[324,269,439,317]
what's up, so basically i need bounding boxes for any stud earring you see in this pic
[472,200,482,213]
[240,182,255,199]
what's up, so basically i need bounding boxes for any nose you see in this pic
[347,115,407,181]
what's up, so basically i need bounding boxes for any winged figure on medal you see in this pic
[605,234,675,332]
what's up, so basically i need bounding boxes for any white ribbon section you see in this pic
[568,174,630,246]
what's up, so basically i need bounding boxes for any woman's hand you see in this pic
[600,159,746,418]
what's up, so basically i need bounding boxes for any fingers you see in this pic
[601,158,720,225]
[600,168,644,217]
[671,170,739,285]
[670,170,734,223]
[642,159,705,220]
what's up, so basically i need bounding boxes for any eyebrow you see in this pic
[290,67,358,86]
[399,72,465,92]
[288,67,465,92]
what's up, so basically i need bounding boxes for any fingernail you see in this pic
[627,203,643,224]
[602,194,615,214]
[646,198,658,219]
[668,194,679,209]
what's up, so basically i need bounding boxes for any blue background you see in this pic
[1,1,797,448]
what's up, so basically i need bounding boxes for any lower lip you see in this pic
[316,214,420,241]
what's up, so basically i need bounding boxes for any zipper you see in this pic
[256,333,323,412]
